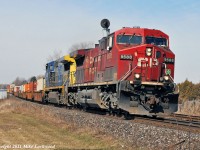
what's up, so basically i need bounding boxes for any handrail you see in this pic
[119,64,137,81]
[63,72,70,86]
[169,74,174,82]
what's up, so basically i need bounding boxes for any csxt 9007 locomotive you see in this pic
[10,19,179,116]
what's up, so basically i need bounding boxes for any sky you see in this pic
[0,0,200,84]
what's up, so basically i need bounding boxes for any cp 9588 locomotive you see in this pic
[43,19,179,116]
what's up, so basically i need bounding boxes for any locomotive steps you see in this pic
[1,97,200,150]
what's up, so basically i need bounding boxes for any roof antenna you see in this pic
[101,19,110,36]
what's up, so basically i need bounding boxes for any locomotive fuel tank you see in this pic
[77,89,107,109]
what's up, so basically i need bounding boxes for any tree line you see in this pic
[177,79,200,103]
[0,84,8,89]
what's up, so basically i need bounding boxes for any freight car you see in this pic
[43,19,179,117]
[7,84,15,95]
[8,77,45,102]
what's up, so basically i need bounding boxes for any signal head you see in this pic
[101,19,110,29]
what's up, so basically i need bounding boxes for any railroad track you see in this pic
[132,114,200,132]
[164,115,200,128]
[170,113,200,121]
[166,113,200,128]
[84,109,200,130]
[100,112,200,131]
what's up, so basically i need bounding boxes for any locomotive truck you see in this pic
[43,19,179,116]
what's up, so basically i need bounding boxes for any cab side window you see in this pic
[107,35,114,50]
[156,51,161,58]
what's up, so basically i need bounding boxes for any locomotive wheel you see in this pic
[124,112,131,120]
[108,109,116,116]
[44,99,48,104]
[82,106,88,112]
[66,105,73,109]
[152,115,157,118]
[108,109,112,116]
[116,109,123,117]
[41,97,46,104]
[76,103,82,109]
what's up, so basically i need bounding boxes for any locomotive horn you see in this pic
[101,19,110,29]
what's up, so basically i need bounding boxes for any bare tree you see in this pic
[69,41,94,52]
[28,76,37,82]
[37,74,45,79]
[47,50,63,62]
[12,77,26,86]
[0,84,8,89]
[46,42,94,64]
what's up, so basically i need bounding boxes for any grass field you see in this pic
[0,111,124,150]
[3,97,197,150]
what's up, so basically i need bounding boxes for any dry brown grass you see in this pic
[0,98,129,150]
[177,100,200,116]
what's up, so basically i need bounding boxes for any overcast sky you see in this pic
[0,0,200,84]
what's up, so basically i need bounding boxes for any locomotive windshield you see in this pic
[117,35,142,45]
[145,36,167,46]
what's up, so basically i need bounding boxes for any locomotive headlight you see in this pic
[146,48,152,56]
[164,75,169,81]
[135,74,140,79]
